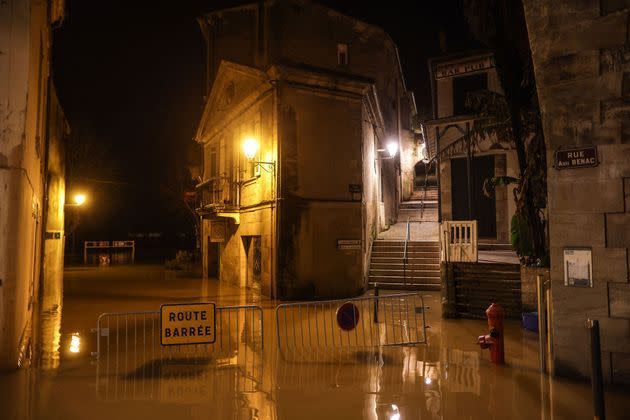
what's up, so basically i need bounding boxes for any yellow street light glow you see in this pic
[69,333,81,353]
[242,137,259,161]
[73,194,86,206]
[386,141,398,158]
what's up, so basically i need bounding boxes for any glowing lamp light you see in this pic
[73,194,86,206]
[69,333,81,353]
[386,141,398,158]
[242,137,259,161]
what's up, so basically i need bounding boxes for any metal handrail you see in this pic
[403,217,411,285]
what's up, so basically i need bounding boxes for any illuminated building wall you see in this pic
[195,0,413,298]
[0,0,66,369]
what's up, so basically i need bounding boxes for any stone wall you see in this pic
[523,0,630,384]
[198,1,411,300]
[400,130,419,202]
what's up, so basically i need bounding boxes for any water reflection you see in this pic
[68,333,81,354]
[12,267,629,420]
[38,304,62,370]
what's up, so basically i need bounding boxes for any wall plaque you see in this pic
[210,221,227,243]
[554,147,598,169]
[337,239,361,250]
[563,248,592,288]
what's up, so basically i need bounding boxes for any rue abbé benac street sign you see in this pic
[554,146,598,170]
[160,302,216,346]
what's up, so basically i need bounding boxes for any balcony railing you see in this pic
[196,176,238,212]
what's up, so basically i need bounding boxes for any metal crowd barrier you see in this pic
[275,292,427,352]
[95,305,263,401]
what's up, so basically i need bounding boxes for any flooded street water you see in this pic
[1,264,628,419]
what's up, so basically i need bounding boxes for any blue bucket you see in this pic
[522,312,538,333]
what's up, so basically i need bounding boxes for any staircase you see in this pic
[402,185,439,222]
[369,240,441,290]
[410,185,438,201]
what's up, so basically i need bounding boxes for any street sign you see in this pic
[160,302,216,346]
[337,239,361,250]
[554,146,598,169]
[336,302,360,331]
[435,56,494,79]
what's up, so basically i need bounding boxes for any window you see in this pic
[210,146,218,177]
[452,73,488,116]
[337,43,348,66]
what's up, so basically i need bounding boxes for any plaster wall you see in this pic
[277,85,364,298]
[0,0,54,369]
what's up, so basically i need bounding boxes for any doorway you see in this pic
[207,239,220,278]
[242,236,262,292]
[451,155,497,238]
[413,161,437,192]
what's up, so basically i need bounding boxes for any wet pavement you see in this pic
[1,264,628,419]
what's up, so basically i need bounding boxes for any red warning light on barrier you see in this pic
[336,302,360,331]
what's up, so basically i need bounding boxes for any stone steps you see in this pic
[369,240,441,289]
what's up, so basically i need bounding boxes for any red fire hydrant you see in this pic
[477,303,505,364]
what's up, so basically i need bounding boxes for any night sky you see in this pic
[52,1,478,256]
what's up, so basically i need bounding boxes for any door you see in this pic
[207,238,220,278]
[451,155,497,238]
[247,236,262,292]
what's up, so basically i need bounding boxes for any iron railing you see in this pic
[196,176,238,210]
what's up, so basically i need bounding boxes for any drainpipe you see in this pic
[465,122,473,220]
[272,81,280,300]
[434,126,442,223]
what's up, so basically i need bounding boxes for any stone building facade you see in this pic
[523,0,630,383]
[195,0,414,299]
[424,52,518,242]
[0,0,67,369]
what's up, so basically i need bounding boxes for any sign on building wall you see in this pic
[563,248,593,288]
[435,56,495,80]
[210,220,227,243]
[554,146,598,169]
[337,239,361,250]
[160,302,216,346]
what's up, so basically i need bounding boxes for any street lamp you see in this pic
[243,137,259,161]
[386,142,398,158]
[377,140,399,159]
[65,193,87,207]
[241,137,275,173]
